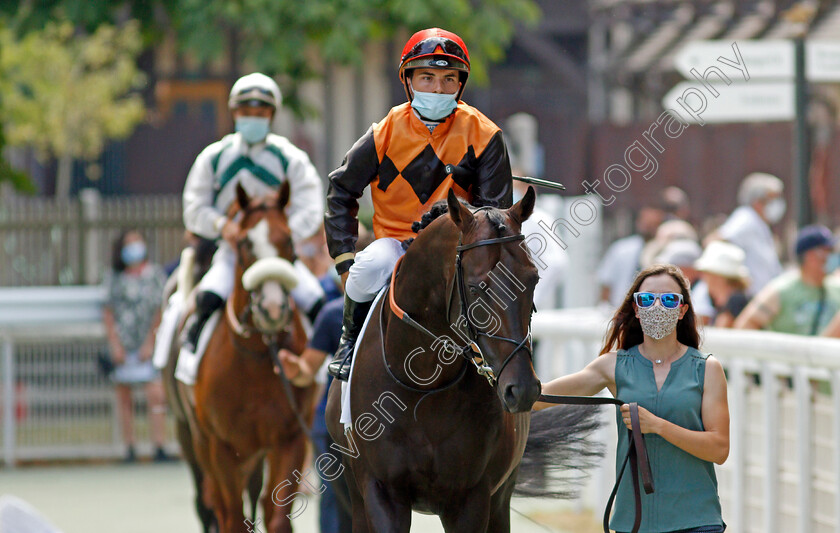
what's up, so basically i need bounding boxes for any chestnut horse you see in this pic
[167,183,316,533]
[325,188,599,532]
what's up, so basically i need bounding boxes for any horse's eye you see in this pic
[468,285,479,296]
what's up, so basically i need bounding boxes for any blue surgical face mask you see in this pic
[121,241,147,266]
[410,86,458,121]
[235,116,271,144]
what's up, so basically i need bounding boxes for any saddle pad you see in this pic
[152,292,185,370]
[341,286,388,431]
[175,310,221,386]
[0,495,63,533]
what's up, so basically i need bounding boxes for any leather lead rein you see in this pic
[537,394,654,533]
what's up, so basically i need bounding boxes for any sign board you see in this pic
[676,39,840,82]
[661,81,794,124]
[806,41,840,81]
[674,40,794,80]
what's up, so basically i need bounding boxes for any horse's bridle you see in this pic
[454,233,532,386]
[388,228,533,389]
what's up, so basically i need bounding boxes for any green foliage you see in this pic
[4,0,540,117]
[173,0,540,93]
[4,1,179,45]
[0,19,146,163]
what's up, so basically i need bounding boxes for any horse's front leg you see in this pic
[440,478,492,533]
[205,435,247,533]
[360,474,411,533]
[263,432,308,533]
[486,471,518,533]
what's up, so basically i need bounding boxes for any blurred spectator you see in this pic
[708,172,784,296]
[661,186,691,222]
[513,179,569,310]
[641,219,698,268]
[654,238,715,324]
[653,239,702,284]
[102,230,172,462]
[735,225,840,335]
[695,241,751,328]
[597,206,664,307]
[820,247,840,337]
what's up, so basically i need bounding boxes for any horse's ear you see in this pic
[236,183,250,211]
[509,186,536,225]
[447,189,474,230]
[278,180,290,210]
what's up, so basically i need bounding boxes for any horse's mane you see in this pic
[401,199,509,251]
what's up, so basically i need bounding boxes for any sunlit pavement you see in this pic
[0,462,599,533]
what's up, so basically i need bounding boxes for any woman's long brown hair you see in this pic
[600,264,700,355]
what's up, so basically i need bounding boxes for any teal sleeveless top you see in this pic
[611,345,724,533]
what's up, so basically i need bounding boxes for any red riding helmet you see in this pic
[398,28,470,101]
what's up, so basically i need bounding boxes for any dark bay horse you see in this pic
[166,183,317,533]
[325,188,598,532]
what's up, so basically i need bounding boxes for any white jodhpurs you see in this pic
[197,241,325,314]
[345,238,405,303]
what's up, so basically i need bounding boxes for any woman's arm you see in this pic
[138,309,162,361]
[102,307,126,365]
[621,356,730,464]
[533,352,617,411]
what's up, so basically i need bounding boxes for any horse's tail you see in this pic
[514,405,605,498]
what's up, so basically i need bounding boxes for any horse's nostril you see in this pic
[504,384,518,404]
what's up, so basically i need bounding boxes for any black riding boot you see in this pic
[182,291,224,354]
[327,294,374,381]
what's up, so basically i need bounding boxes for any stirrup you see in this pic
[328,353,352,381]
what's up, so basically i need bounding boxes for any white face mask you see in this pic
[637,303,681,340]
[763,198,786,224]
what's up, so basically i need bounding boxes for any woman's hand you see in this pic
[138,341,154,362]
[111,344,127,365]
[620,403,661,434]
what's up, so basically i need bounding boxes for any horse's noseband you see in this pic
[226,281,294,340]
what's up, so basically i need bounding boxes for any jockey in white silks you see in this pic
[154,73,325,368]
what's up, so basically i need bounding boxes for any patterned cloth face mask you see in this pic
[637,302,681,340]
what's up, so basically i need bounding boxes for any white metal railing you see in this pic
[0,286,176,467]
[531,307,840,533]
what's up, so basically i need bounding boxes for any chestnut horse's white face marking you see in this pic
[245,219,289,333]
[247,219,279,260]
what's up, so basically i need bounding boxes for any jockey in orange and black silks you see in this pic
[325,28,514,381]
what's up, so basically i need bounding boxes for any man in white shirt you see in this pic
[711,172,784,296]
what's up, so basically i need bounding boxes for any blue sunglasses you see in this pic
[633,292,683,309]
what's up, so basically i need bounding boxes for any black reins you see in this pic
[538,394,654,533]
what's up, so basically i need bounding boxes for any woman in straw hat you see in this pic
[695,241,750,327]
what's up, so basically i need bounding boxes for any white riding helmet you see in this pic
[228,73,282,110]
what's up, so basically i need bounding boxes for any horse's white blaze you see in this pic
[247,219,278,260]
